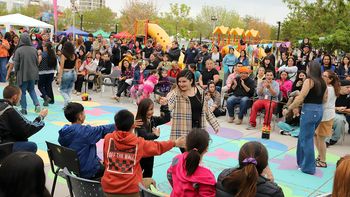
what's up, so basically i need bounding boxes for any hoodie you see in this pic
[102,131,175,194]
[58,123,115,178]
[167,152,216,197]
[13,32,39,86]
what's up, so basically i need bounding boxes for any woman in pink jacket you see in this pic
[276,70,293,117]
[167,128,216,197]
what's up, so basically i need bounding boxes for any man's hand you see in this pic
[39,108,48,118]
[174,136,186,148]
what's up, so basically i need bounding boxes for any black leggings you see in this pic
[38,73,55,102]
[140,156,154,178]
[116,80,130,97]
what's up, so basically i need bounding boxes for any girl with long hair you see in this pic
[0,152,51,197]
[166,70,219,152]
[321,54,336,72]
[314,70,340,168]
[285,61,327,174]
[38,43,57,106]
[337,56,350,80]
[115,59,133,101]
[57,42,78,107]
[217,141,283,197]
[135,98,170,178]
[167,128,216,197]
[332,155,350,197]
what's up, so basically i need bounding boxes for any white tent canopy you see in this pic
[0,13,54,39]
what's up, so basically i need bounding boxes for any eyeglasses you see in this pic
[87,57,92,59]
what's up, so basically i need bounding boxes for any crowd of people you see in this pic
[0,29,349,197]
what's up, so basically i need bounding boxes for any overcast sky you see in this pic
[55,0,290,25]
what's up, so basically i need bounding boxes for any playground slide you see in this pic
[147,23,171,51]
[147,23,185,67]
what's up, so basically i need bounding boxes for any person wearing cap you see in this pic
[297,44,314,71]
[328,80,350,146]
[194,44,211,72]
[226,66,255,124]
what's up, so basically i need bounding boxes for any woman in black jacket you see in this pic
[216,141,284,197]
[135,98,171,178]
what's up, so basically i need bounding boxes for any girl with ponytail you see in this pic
[216,141,284,197]
[167,128,216,197]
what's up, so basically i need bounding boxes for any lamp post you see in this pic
[211,16,217,31]
[115,23,118,33]
[80,14,83,30]
[277,21,281,41]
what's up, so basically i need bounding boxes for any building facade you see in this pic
[77,0,105,11]
[0,0,42,11]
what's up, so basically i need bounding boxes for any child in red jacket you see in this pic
[102,109,185,196]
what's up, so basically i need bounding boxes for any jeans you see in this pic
[277,121,300,137]
[0,57,8,82]
[20,80,40,110]
[38,73,55,103]
[227,96,251,119]
[297,103,323,174]
[13,141,38,153]
[60,70,76,106]
[328,113,348,142]
[249,99,277,127]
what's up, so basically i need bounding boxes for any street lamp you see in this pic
[211,16,217,31]
[277,21,281,41]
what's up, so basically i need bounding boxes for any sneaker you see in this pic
[227,116,235,123]
[76,92,81,96]
[246,125,256,130]
[235,119,243,125]
[20,109,27,115]
[73,90,77,94]
[35,105,41,113]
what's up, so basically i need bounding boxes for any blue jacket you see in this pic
[321,64,336,73]
[222,54,238,73]
[58,123,115,178]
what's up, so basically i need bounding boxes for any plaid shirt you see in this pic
[167,87,220,140]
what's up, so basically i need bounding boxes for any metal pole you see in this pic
[80,14,83,30]
[277,21,281,41]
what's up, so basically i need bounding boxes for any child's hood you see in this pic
[111,131,139,150]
